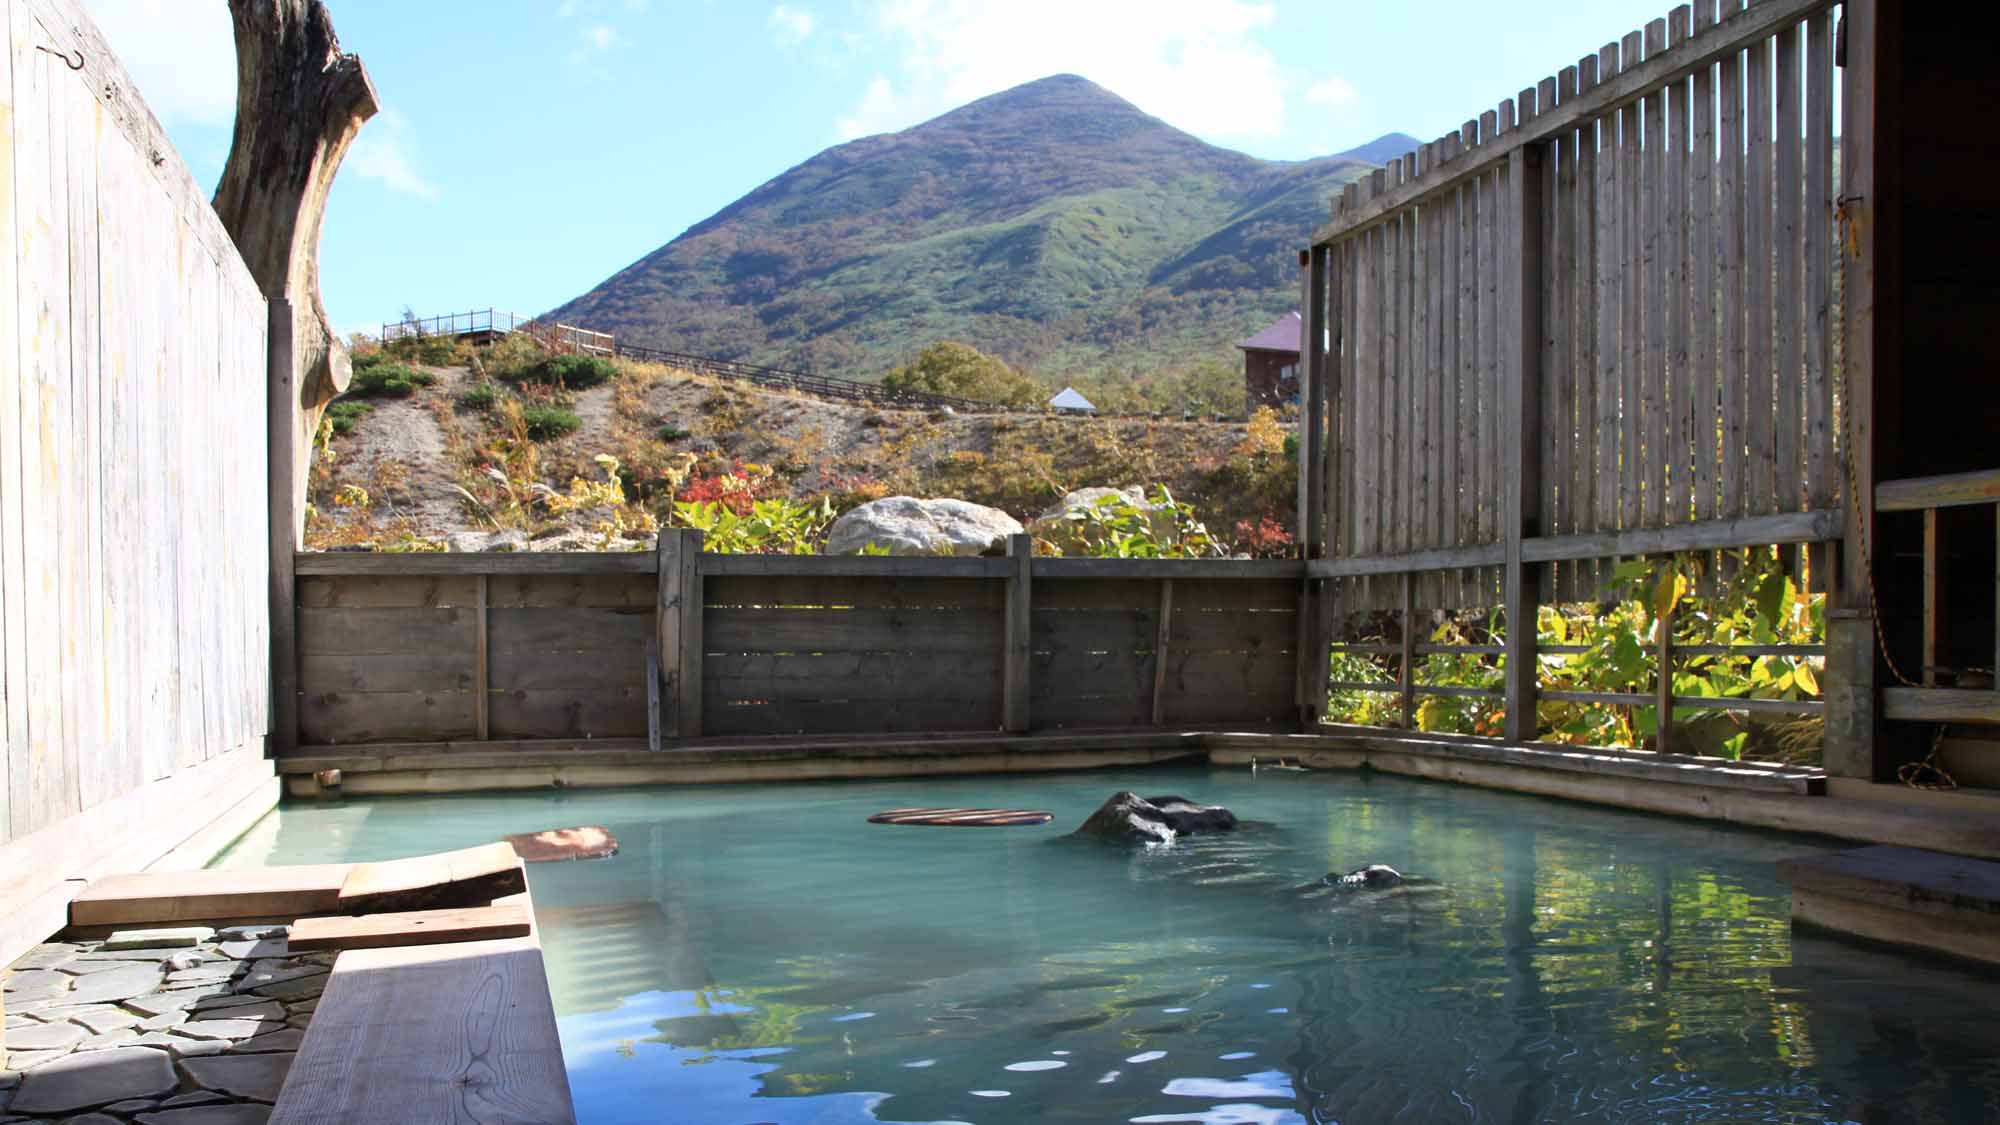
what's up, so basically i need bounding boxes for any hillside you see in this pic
[548,75,1405,380]
[306,353,1296,554]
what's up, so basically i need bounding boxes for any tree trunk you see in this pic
[212,0,378,548]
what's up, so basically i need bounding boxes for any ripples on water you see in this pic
[218,767,2000,1123]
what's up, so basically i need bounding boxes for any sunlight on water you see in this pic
[218,766,2000,1123]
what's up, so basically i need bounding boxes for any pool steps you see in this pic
[1778,845,2000,967]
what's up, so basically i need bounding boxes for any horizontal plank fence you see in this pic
[1294,0,1847,744]
[290,539,1310,747]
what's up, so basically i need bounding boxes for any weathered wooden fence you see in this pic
[1,0,274,951]
[1294,0,1846,742]
[290,541,1305,747]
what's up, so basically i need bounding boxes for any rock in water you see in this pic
[1332,864,1404,890]
[1071,792,1239,844]
[824,496,1023,556]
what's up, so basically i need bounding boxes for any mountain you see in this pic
[548,76,1404,379]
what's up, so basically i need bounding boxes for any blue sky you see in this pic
[86,0,1676,341]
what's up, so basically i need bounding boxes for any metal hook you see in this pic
[36,44,85,71]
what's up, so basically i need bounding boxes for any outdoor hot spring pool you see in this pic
[216,767,2000,1124]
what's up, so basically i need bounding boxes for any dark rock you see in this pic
[1071,791,1238,844]
[1333,864,1405,890]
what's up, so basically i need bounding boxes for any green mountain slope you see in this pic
[549,75,1409,379]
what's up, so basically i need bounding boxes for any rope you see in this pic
[1835,196,1955,790]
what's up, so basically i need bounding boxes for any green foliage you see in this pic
[673,496,837,554]
[381,334,471,366]
[347,352,437,398]
[324,400,372,435]
[494,352,619,391]
[477,331,547,382]
[881,342,1042,405]
[521,404,581,441]
[657,422,691,441]
[458,382,501,412]
[1042,485,1222,558]
[1328,547,1827,763]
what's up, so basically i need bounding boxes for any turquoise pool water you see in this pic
[218,767,2000,1124]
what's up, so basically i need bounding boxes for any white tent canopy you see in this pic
[1048,387,1096,413]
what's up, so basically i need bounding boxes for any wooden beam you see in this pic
[287,904,532,952]
[678,532,705,738]
[268,300,299,755]
[1033,558,1305,579]
[1502,126,1547,742]
[1923,508,1943,686]
[1399,573,1417,728]
[337,842,526,915]
[1002,534,1031,732]
[473,573,490,740]
[71,863,351,927]
[1883,687,2000,725]
[1308,543,1507,578]
[297,552,657,576]
[1520,509,1842,563]
[703,554,1007,578]
[1876,468,2000,512]
[1656,599,1677,755]
[1313,0,1839,245]
[1152,579,1174,726]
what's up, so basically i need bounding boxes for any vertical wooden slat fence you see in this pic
[1295,0,1848,742]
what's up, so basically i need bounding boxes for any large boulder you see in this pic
[825,496,1022,556]
[1029,487,1152,551]
[1071,791,1239,845]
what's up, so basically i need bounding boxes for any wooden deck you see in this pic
[1778,845,2000,965]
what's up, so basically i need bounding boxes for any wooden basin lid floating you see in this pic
[868,807,1054,827]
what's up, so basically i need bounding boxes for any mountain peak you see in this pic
[1337,132,1424,166]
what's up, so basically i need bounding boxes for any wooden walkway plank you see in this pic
[289,904,533,953]
[337,841,527,915]
[269,932,575,1124]
[70,864,353,927]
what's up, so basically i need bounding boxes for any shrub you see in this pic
[496,353,618,391]
[656,422,690,441]
[881,341,1041,406]
[521,404,581,441]
[459,382,501,412]
[325,400,372,435]
[348,354,437,398]
[479,331,548,382]
[382,333,471,366]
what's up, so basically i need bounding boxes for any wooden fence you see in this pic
[1293,0,1847,741]
[1,0,275,953]
[290,540,1306,747]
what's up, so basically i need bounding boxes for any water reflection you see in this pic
[218,768,2000,1124]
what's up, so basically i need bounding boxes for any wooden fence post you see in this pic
[657,529,705,739]
[1399,573,1417,728]
[1152,579,1174,726]
[1502,122,1548,743]
[1003,534,1032,732]
[267,299,299,755]
[1655,599,1676,754]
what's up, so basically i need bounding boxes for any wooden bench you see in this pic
[1776,844,2000,967]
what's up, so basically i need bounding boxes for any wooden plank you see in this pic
[705,607,999,654]
[1479,113,1501,555]
[1594,42,1623,536]
[1691,0,1719,521]
[707,651,1001,699]
[302,690,478,746]
[1803,8,1835,510]
[1521,508,1841,563]
[1619,31,1643,533]
[1550,67,1579,575]
[489,688,646,740]
[268,302,299,756]
[1003,533,1028,733]
[71,863,352,927]
[1399,573,1416,727]
[1923,509,1942,686]
[294,552,657,576]
[1503,112,1547,741]
[704,573,1004,610]
[338,842,527,915]
[0,0,24,842]
[1876,470,2000,512]
[1150,579,1173,725]
[487,648,645,692]
[701,553,1005,578]
[706,696,1000,736]
[1717,0,1747,519]
[1639,19,1667,530]
[1665,8,1691,529]
[1883,688,2000,725]
[1573,54,1600,601]
[298,607,476,655]
[1170,578,1303,612]
[677,531,704,737]
[474,574,489,740]
[1776,845,2000,919]
[288,904,532,953]
[299,650,474,694]
[1773,19,1804,512]
[1311,0,1841,245]
[486,573,654,608]
[656,530,685,737]
[268,932,575,1124]
[1744,28,1774,514]
[1309,542,1508,578]
[485,606,651,651]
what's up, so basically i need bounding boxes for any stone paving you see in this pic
[0,925,327,1123]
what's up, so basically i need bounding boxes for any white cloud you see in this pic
[82,0,237,126]
[568,22,623,62]
[347,109,440,201]
[1303,76,1359,110]
[768,4,817,45]
[833,0,1285,145]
